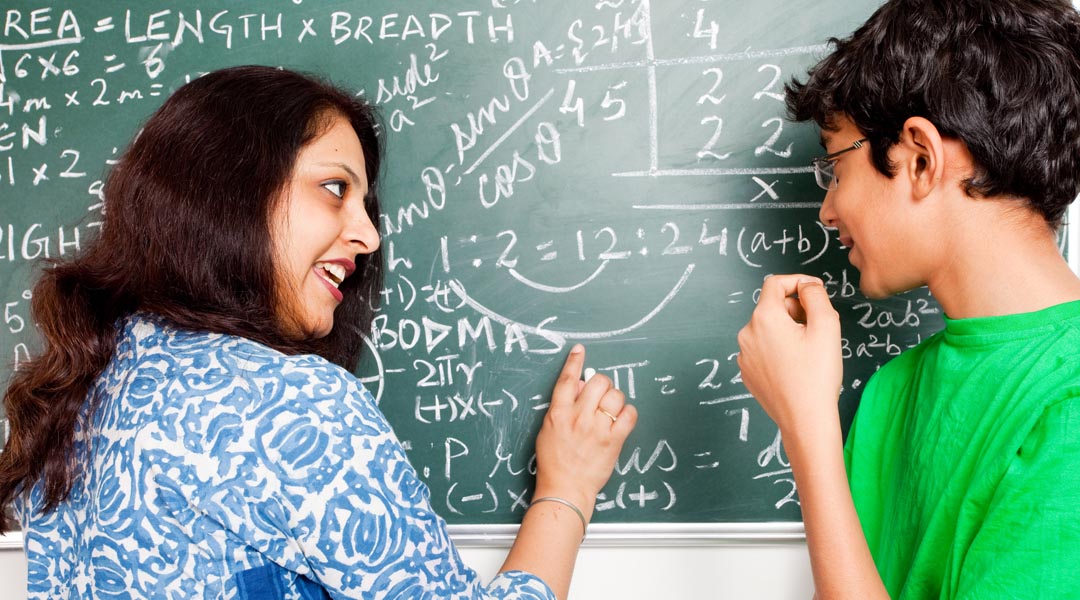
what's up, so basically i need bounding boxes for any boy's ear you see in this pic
[899,116,945,200]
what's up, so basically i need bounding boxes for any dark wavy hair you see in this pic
[0,66,384,530]
[787,0,1080,227]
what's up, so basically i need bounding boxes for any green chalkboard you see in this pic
[0,0,946,528]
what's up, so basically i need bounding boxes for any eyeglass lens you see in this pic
[813,160,837,191]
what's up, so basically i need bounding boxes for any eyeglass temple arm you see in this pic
[822,138,866,161]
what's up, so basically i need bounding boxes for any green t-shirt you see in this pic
[845,300,1080,599]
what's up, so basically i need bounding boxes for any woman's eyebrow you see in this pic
[316,161,362,185]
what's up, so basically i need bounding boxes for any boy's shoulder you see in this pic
[863,329,943,388]
[863,300,1080,405]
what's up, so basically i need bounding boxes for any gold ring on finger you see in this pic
[597,408,618,423]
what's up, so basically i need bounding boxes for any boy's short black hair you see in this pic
[788,0,1080,227]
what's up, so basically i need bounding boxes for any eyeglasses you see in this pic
[811,138,868,191]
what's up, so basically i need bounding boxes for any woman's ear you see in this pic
[899,116,945,200]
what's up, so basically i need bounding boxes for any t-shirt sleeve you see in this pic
[955,396,1080,598]
[143,357,555,600]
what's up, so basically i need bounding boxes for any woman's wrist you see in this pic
[531,482,596,524]
[528,496,588,541]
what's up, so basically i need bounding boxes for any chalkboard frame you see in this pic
[0,523,809,550]
[449,522,806,547]
[1070,204,1080,274]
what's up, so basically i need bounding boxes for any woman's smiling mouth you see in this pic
[313,259,355,301]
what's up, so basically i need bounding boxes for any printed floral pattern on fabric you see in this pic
[17,313,555,600]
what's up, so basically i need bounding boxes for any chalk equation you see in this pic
[0,0,931,524]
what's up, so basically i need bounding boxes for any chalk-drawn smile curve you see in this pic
[448,264,695,341]
[506,260,610,293]
[357,335,385,405]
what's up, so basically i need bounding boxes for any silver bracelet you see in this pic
[529,496,588,541]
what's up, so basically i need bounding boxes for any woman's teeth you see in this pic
[315,262,346,287]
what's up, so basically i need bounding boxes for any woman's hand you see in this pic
[533,345,637,522]
[737,275,844,436]
[500,346,637,596]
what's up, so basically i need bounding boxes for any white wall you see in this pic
[0,530,813,599]
[0,535,27,600]
[462,543,813,599]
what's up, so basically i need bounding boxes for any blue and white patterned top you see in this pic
[18,313,555,600]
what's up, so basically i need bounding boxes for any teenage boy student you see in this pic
[736,0,1080,598]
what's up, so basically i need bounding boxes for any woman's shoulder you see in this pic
[115,312,375,412]
[120,312,350,372]
[107,313,389,457]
